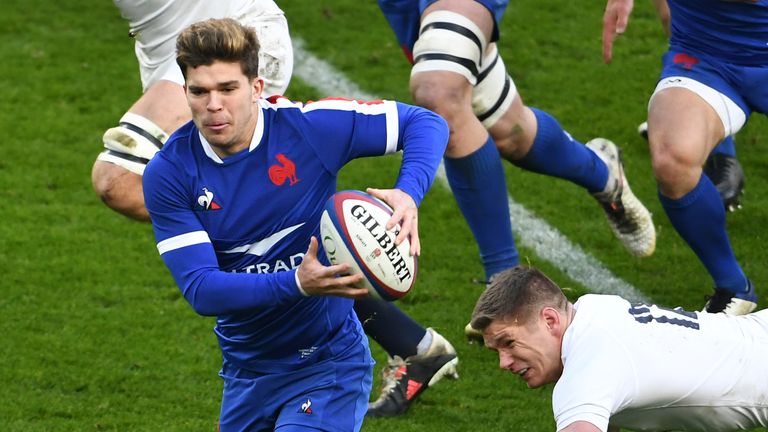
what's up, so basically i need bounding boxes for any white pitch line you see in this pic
[293,38,648,302]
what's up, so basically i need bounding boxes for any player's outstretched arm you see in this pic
[602,0,635,63]
[296,237,369,298]
[366,187,420,256]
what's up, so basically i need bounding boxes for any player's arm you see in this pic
[371,102,448,255]
[143,155,365,316]
[602,0,635,63]
[305,99,448,255]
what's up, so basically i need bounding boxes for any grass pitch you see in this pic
[2,0,766,431]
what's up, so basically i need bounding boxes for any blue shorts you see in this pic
[218,341,374,432]
[379,0,509,62]
[659,48,768,118]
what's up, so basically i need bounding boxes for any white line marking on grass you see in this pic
[293,38,648,302]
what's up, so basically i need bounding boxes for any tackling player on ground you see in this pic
[472,265,768,431]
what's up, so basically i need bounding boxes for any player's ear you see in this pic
[252,77,264,101]
[541,307,561,333]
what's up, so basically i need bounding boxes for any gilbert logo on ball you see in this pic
[319,190,417,301]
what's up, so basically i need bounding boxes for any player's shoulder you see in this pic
[161,121,197,155]
[148,121,198,172]
[574,294,629,311]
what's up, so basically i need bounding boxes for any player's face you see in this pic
[185,60,264,157]
[483,310,564,389]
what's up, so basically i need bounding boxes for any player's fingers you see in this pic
[324,262,354,277]
[366,187,387,209]
[366,187,383,198]
[394,211,413,245]
[408,219,421,256]
[333,286,369,299]
[601,18,617,64]
[387,208,405,232]
[304,236,318,259]
[332,272,365,287]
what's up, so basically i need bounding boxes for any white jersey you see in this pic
[113,0,292,95]
[553,294,768,432]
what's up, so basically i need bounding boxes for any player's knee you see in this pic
[472,47,518,129]
[97,112,168,176]
[412,10,486,87]
[650,146,700,198]
[411,79,467,120]
[92,112,167,221]
[91,160,149,221]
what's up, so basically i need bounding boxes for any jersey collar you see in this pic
[198,103,266,164]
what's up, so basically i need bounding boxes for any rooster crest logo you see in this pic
[197,187,222,210]
[673,53,699,70]
[268,153,300,186]
[298,398,313,414]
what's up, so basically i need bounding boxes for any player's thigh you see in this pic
[219,359,372,432]
[129,80,190,134]
[656,50,748,138]
[422,0,495,37]
[648,87,726,166]
[412,1,495,87]
[275,359,373,432]
[240,13,293,97]
[738,64,768,116]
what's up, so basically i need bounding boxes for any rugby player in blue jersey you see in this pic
[142,18,449,431]
[638,0,746,213]
[603,0,768,314]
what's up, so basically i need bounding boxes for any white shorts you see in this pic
[116,0,293,96]
[650,76,746,139]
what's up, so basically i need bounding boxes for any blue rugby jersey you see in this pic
[668,0,768,65]
[143,97,448,373]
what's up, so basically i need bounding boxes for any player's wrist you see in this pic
[295,270,309,296]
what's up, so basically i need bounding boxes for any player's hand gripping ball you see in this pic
[319,190,417,301]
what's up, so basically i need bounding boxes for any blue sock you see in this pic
[711,136,736,157]
[514,108,608,193]
[444,137,518,280]
[354,297,424,358]
[658,175,747,292]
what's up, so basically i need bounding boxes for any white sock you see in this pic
[416,330,433,356]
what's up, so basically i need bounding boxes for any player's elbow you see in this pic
[182,283,224,317]
[189,302,219,317]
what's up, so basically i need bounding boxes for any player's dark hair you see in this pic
[471,265,568,331]
[176,18,260,80]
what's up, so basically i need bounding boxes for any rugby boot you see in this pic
[367,328,459,417]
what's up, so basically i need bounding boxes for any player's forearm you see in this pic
[393,102,449,206]
[161,247,303,316]
[182,269,301,316]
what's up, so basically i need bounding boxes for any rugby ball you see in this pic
[319,190,417,301]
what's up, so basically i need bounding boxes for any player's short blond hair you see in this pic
[471,266,568,331]
[176,18,261,80]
